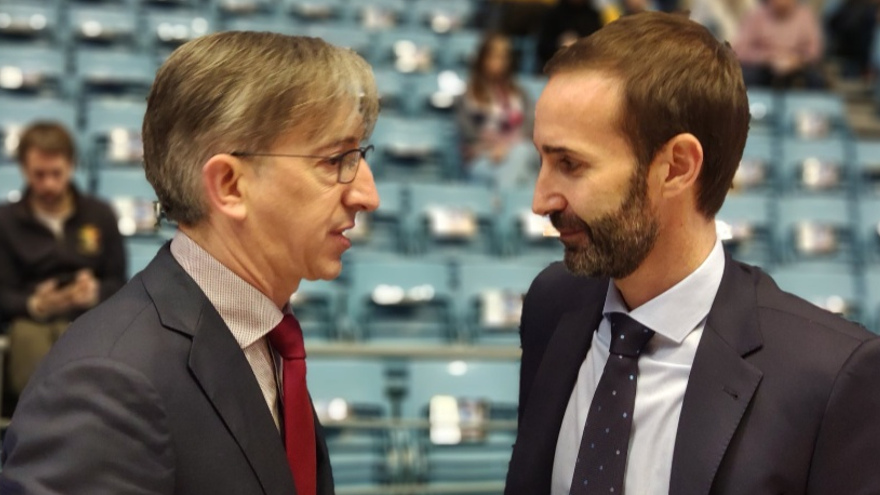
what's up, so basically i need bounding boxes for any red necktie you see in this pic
[268,314,316,495]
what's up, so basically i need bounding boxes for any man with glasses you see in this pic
[1,32,380,495]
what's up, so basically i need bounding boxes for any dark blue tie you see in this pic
[569,312,655,495]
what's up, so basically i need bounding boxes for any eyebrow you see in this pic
[315,136,360,155]
[540,144,576,155]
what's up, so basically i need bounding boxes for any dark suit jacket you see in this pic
[0,246,335,495]
[505,254,880,495]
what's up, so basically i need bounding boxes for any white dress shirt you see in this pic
[552,238,726,495]
[171,231,284,430]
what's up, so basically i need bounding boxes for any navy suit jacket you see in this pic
[1,245,335,495]
[505,254,880,495]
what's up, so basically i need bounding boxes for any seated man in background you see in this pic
[0,122,126,404]
[733,0,826,88]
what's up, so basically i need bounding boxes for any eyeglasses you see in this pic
[230,145,374,184]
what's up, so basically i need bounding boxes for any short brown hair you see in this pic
[545,12,749,217]
[143,31,379,226]
[16,121,76,166]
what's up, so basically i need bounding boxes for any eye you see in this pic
[558,157,582,173]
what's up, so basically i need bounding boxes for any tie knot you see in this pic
[607,312,654,358]
[268,314,305,360]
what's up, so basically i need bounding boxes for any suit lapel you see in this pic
[669,254,765,495]
[142,246,297,495]
[517,301,605,491]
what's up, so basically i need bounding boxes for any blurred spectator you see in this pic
[827,0,878,77]
[537,0,604,71]
[455,34,537,188]
[690,0,757,43]
[0,122,126,401]
[734,0,826,89]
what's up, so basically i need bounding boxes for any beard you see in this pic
[550,167,659,279]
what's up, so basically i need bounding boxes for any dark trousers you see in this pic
[742,63,827,90]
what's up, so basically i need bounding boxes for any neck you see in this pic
[181,222,299,309]
[30,189,73,217]
[614,214,717,311]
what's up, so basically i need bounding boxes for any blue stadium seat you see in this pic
[346,180,406,254]
[768,264,861,322]
[412,0,475,34]
[307,358,390,487]
[350,0,410,29]
[370,115,454,180]
[746,88,778,135]
[775,195,854,264]
[439,29,481,68]
[0,3,61,44]
[717,192,774,268]
[0,44,67,97]
[84,98,146,169]
[285,0,346,22]
[455,259,545,343]
[125,237,164,279]
[777,137,850,194]
[781,91,848,139]
[374,28,440,73]
[0,97,77,166]
[857,196,880,264]
[211,0,276,16]
[410,69,467,117]
[853,140,880,196]
[221,15,300,35]
[76,49,155,97]
[144,9,213,56]
[519,74,547,106]
[346,259,456,342]
[69,6,137,47]
[95,167,155,201]
[290,279,345,340]
[734,133,776,192]
[403,182,499,256]
[0,166,24,203]
[373,67,408,113]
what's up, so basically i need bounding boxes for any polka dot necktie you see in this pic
[569,312,655,495]
[269,314,317,495]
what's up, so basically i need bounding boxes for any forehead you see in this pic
[276,97,366,153]
[534,71,631,156]
[23,149,72,169]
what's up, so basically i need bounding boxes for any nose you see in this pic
[346,158,380,213]
[532,162,565,215]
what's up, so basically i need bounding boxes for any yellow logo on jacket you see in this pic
[77,224,102,256]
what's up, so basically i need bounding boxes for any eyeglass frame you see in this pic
[229,145,374,184]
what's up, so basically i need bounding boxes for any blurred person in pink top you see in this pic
[733,0,826,89]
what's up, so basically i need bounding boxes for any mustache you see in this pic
[550,211,589,232]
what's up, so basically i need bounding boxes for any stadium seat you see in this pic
[374,28,440,73]
[519,74,547,106]
[775,195,854,264]
[345,180,406,255]
[862,267,880,333]
[853,140,880,196]
[370,115,454,180]
[308,358,391,486]
[350,0,410,29]
[220,14,300,35]
[0,3,61,44]
[144,9,213,56]
[746,88,778,135]
[0,166,24,203]
[346,259,456,342]
[69,6,137,47]
[410,69,467,116]
[290,279,345,340]
[305,24,372,58]
[495,186,561,259]
[211,0,276,16]
[75,49,155,97]
[0,44,67,97]
[125,237,164,279]
[777,137,850,194]
[857,196,880,264]
[372,67,408,113]
[438,29,481,68]
[768,264,861,322]
[84,98,146,169]
[285,0,346,22]
[717,192,774,268]
[412,0,475,34]
[781,91,848,139]
[734,133,776,192]
[403,182,499,256]
[455,259,546,342]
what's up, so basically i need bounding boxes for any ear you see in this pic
[201,154,249,221]
[654,133,703,200]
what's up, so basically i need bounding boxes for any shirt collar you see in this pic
[602,237,726,344]
[170,231,286,349]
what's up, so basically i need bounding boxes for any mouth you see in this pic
[332,224,355,236]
